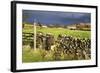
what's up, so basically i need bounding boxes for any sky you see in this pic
[23,10,91,25]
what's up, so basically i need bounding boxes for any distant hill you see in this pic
[66,23,91,31]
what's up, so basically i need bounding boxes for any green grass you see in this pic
[22,46,78,63]
[37,27,91,39]
[22,46,55,62]
[23,25,91,39]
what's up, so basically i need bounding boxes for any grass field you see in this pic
[22,46,78,63]
[22,24,91,63]
[23,24,91,39]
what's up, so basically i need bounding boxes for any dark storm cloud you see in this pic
[23,10,91,25]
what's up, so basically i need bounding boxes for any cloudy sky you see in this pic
[23,10,91,25]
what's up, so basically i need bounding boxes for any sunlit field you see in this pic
[23,24,91,39]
